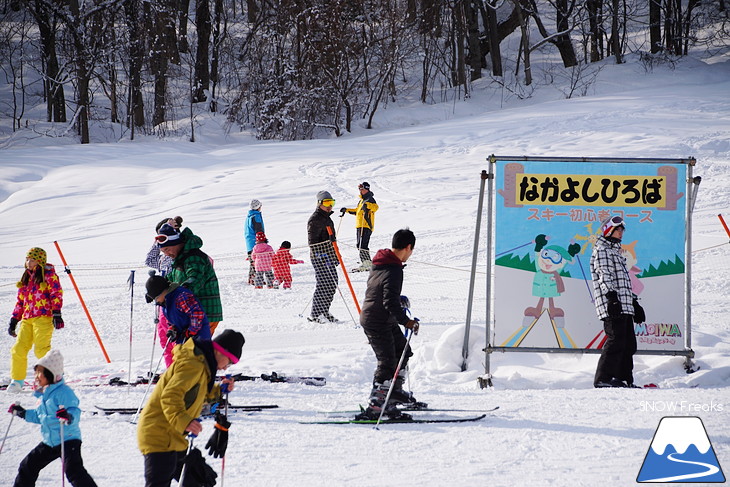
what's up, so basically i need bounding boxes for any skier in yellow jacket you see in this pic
[137,329,243,486]
[340,182,379,272]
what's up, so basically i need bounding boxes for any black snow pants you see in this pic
[14,440,97,487]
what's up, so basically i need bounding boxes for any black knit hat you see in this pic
[145,275,170,303]
[213,329,245,364]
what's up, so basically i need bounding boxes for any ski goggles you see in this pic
[540,248,564,265]
[320,198,336,207]
[154,233,182,246]
[602,215,625,236]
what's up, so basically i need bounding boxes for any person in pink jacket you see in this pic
[7,248,64,393]
[251,232,276,288]
[272,241,304,289]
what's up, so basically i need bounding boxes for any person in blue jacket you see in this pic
[8,349,97,487]
[145,274,212,357]
[244,199,266,285]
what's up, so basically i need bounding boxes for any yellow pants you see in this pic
[10,316,54,381]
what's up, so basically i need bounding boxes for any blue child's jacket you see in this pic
[23,379,83,447]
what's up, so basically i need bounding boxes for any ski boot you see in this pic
[354,381,411,421]
[391,374,428,409]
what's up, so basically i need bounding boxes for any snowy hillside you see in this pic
[0,53,729,486]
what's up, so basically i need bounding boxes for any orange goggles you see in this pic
[320,199,336,207]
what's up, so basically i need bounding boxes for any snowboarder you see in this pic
[137,329,243,487]
[8,349,98,487]
[591,215,641,388]
[272,241,304,289]
[157,223,223,334]
[340,181,379,272]
[307,190,339,323]
[7,247,64,394]
[251,232,276,288]
[144,273,212,367]
[244,199,265,286]
[356,229,421,420]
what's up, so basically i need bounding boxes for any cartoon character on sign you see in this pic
[622,240,644,297]
[523,234,581,328]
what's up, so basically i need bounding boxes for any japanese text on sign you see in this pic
[516,174,666,207]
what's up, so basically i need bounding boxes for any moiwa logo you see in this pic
[637,416,725,483]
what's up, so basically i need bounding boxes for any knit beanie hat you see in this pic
[359,182,370,190]
[316,190,333,204]
[250,199,262,210]
[36,349,64,383]
[213,329,245,365]
[256,232,267,243]
[145,274,171,303]
[156,223,183,248]
[26,247,47,268]
[280,241,291,249]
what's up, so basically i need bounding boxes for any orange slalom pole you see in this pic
[719,214,730,240]
[327,227,361,314]
[53,241,111,363]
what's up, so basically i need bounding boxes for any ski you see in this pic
[323,405,499,416]
[302,414,487,425]
[94,404,277,415]
[221,372,326,386]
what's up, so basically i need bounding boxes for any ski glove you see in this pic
[8,318,18,337]
[8,404,25,418]
[606,291,622,318]
[404,319,420,335]
[205,412,230,458]
[52,311,64,330]
[339,208,347,216]
[56,407,72,424]
[632,298,646,324]
[166,327,179,342]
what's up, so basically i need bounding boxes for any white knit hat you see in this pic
[36,349,64,383]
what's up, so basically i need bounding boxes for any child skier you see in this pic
[137,329,243,487]
[7,247,64,393]
[8,349,98,487]
[251,232,276,288]
[272,241,304,289]
[145,273,212,367]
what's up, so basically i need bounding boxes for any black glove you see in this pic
[606,291,622,317]
[166,327,179,342]
[205,412,230,458]
[52,311,64,330]
[56,407,72,424]
[632,298,646,324]
[8,318,18,337]
[339,208,347,216]
[8,404,25,418]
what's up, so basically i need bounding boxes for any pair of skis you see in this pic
[303,405,499,424]
[94,404,279,415]
[219,372,326,387]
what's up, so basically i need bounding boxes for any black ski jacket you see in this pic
[360,249,409,329]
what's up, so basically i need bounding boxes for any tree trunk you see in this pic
[484,0,503,76]
[554,0,577,67]
[649,0,661,53]
[192,0,211,103]
[587,0,603,62]
[466,0,482,81]
[33,0,66,122]
[611,0,622,63]
[514,0,531,85]
[125,0,145,131]
[67,0,89,143]
[210,0,223,112]
[178,0,191,53]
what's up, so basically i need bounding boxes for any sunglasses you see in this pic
[321,199,336,207]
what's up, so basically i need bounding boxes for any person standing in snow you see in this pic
[8,349,98,487]
[272,241,304,289]
[6,248,64,394]
[356,229,421,420]
[144,274,212,367]
[340,182,379,272]
[157,224,223,335]
[137,329,243,487]
[244,199,265,286]
[590,215,641,388]
[307,191,339,323]
[145,216,183,367]
[251,232,276,288]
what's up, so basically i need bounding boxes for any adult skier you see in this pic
[340,182,379,272]
[356,228,421,420]
[307,190,339,323]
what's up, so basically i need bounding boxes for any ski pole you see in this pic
[59,405,66,487]
[374,326,417,429]
[132,335,170,424]
[148,306,159,380]
[0,406,16,455]
[128,270,136,387]
[221,374,231,487]
[179,431,197,486]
